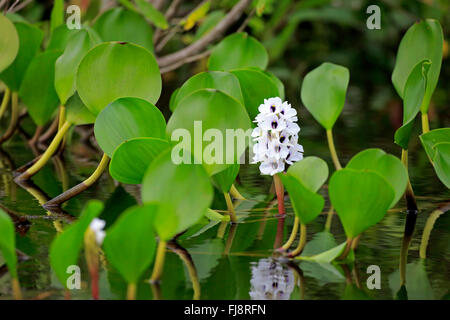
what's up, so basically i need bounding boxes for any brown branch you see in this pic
[157,0,252,68]
[160,49,211,74]
[165,0,182,20]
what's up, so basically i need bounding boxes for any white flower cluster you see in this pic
[89,218,106,246]
[251,97,303,175]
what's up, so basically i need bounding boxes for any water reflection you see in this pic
[249,258,295,300]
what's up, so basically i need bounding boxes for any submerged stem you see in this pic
[419,205,448,259]
[326,128,342,170]
[16,121,71,181]
[0,87,10,119]
[150,240,167,283]
[279,216,299,251]
[421,112,430,134]
[126,283,137,300]
[400,210,417,286]
[224,192,237,223]
[43,153,109,208]
[288,223,307,257]
[0,92,19,144]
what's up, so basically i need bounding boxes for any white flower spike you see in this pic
[252,97,303,175]
[89,218,106,246]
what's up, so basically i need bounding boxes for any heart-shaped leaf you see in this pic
[19,50,62,126]
[0,14,19,73]
[0,209,18,279]
[392,19,443,113]
[94,97,166,157]
[329,168,395,238]
[394,60,431,149]
[280,156,328,224]
[167,89,251,175]
[77,42,161,115]
[55,28,100,105]
[50,200,104,288]
[420,128,450,188]
[300,62,349,130]
[171,71,244,112]
[346,148,408,207]
[208,32,268,71]
[141,150,213,238]
[110,137,170,184]
[47,24,79,51]
[211,164,240,193]
[230,68,280,120]
[0,21,43,91]
[93,8,154,52]
[103,204,158,285]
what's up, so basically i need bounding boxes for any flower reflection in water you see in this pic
[249,258,295,300]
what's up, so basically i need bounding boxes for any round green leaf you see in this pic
[103,204,157,284]
[392,19,443,113]
[208,32,268,71]
[171,71,244,112]
[287,156,329,192]
[47,24,79,51]
[65,92,96,125]
[55,29,100,104]
[262,70,285,100]
[19,50,62,126]
[166,89,251,175]
[329,169,395,238]
[0,209,18,279]
[110,137,170,184]
[94,97,166,157]
[420,128,450,162]
[77,42,161,115]
[420,128,450,189]
[300,62,350,130]
[346,148,408,208]
[0,22,43,91]
[230,68,280,120]
[0,14,19,73]
[141,150,213,238]
[93,7,154,52]
[211,164,240,193]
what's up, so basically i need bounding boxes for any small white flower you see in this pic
[89,218,106,246]
[252,97,304,175]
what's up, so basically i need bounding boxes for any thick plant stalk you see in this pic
[168,242,200,300]
[401,149,418,212]
[126,283,137,300]
[38,115,59,144]
[0,92,19,144]
[43,153,110,208]
[421,112,430,134]
[230,184,246,200]
[279,216,299,251]
[15,121,71,181]
[324,206,334,231]
[29,125,43,149]
[224,223,237,255]
[12,278,22,300]
[287,223,307,257]
[223,192,237,223]
[338,237,354,260]
[326,128,342,170]
[150,239,167,283]
[57,105,67,153]
[273,174,285,215]
[0,87,10,119]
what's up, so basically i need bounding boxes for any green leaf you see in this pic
[55,29,100,105]
[0,22,43,91]
[300,62,349,130]
[50,0,64,32]
[212,164,240,193]
[230,68,280,120]
[287,156,329,192]
[296,242,347,263]
[392,19,443,113]
[0,209,18,279]
[103,204,157,284]
[256,0,268,16]
[94,97,166,157]
[171,71,244,112]
[166,89,251,175]
[110,137,170,184]
[93,8,154,52]
[208,32,268,71]
[420,128,450,188]
[47,24,79,51]
[65,92,96,125]
[141,150,213,238]
[388,260,434,300]
[50,200,104,288]
[346,148,408,207]
[19,50,62,126]
[0,14,19,73]
[329,168,395,238]
[262,70,285,100]
[183,1,210,30]
[77,42,161,115]
[135,0,168,30]
[394,60,431,149]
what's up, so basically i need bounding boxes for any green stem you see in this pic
[224,192,237,223]
[325,206,334,231]
[419,209,444,259]
[288,223,307,257]
[230,184,246,200]
[326,128,342,170]
[0,87,10,119]
[421,112,430,134]
[401,149,418,212]
[0,92,19,144]
[127,283,137,300]
[57,105,67,152]
[150,240,167,283]
[280,216,299,251]
[206,208,230,222]
[16,121,71,181]
[12,277,22,300]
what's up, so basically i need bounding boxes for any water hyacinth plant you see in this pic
[0,0,449,302]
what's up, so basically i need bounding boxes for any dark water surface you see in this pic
[0,110,449,300]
